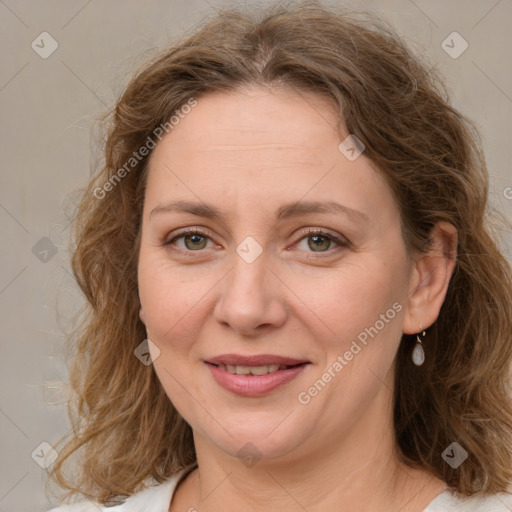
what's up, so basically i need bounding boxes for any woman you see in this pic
[47,2,512,511]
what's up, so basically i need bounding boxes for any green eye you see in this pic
[304,234,333,252]
[295,228,349,255]
[182,233,208,250]
[164,229,213,251]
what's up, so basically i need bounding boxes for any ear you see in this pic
[139,306,146,325]
[402,221,458,334]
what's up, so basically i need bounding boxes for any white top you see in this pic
[47,470,512,512]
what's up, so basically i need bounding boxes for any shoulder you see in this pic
[424,489,512,511]
[46,470,187,512]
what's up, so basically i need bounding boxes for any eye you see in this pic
[163,229,215,252]
[294,228,349,256]
[162,227,350,256]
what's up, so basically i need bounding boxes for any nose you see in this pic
[213,249,288,338]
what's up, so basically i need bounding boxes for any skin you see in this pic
[137,85,458,512]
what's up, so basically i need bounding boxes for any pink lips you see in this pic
[204,353,310,397]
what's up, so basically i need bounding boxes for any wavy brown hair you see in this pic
[47,0,512,504]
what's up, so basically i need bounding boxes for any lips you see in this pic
[204,354,310,397]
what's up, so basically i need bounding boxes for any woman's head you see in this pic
[137,82,456,464]
[49,1,512,503]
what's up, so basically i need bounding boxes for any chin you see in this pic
[197,416,312,464]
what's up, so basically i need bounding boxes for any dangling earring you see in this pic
[412,326,426,366]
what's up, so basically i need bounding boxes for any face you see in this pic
[137,85,413,464]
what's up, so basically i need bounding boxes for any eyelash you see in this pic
[162,227,350,258]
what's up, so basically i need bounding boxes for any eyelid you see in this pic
[296,227,351,247]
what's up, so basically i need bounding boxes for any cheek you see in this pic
[138,255,213,427]
[294,258,404,343]
[137,251,212,352]
[138,252,179,330]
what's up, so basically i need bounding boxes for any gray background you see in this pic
[1,1,511,511]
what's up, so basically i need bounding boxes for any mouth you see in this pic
[205,362,306,376]
[204,354,310,374]
[204,354,311,397]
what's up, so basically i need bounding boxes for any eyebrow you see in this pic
[149,199,368,224]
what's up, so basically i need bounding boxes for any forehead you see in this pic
[154,85,341,156]
[143,85,396,225]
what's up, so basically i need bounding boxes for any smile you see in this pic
[213,363,299,375]
[204,356,310,397]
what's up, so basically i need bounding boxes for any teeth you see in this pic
[235,365,250,375]
[220,364,282,375]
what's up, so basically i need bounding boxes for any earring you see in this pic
[412,327,426,366]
